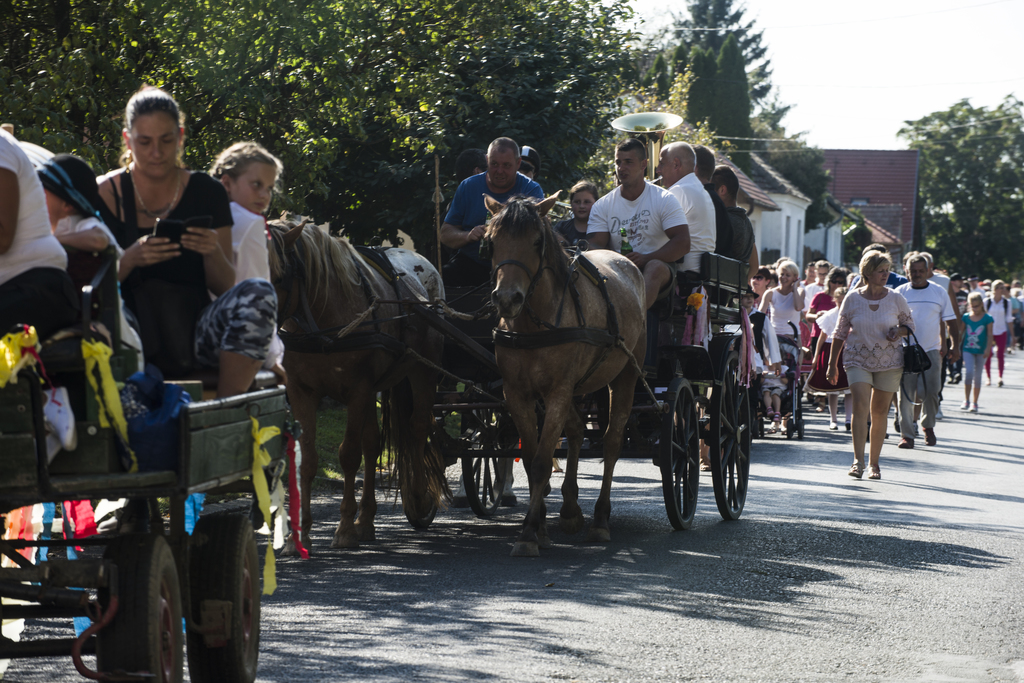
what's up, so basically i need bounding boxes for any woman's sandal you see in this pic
[848,463,863,479]
[868,466,881,480]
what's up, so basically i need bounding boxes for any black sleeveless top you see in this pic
[100,170,232,290]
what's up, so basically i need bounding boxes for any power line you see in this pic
[676,0,1015,32]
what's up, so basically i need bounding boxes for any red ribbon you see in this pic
[62,500,97,552]
[286,433,309,559]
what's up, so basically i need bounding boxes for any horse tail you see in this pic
[380,378,450,520]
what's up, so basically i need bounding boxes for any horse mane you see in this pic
[267,218,362,303]
[488,195,569,283]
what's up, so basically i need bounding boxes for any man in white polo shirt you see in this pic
[655,141,717,273]
[895,254,961,448]
[586,138,690,309]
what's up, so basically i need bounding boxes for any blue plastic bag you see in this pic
[119,364,191,472]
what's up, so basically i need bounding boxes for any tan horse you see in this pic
[485,195,646,557]
[267,220,448,551]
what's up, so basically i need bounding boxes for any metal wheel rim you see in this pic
[158,578,177,682]
[661,380,699,529]
[241,553,255,648]
[711,349,751,520]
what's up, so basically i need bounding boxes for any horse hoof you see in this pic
[586,526,611,543]
[537,531,554,550]
[280,537,299,557]
[511,541,540,557]
[559,514,585,535]
[331,528,360,549]
[356,523,376,542]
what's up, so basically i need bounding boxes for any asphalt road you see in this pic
[8,353,1024,682]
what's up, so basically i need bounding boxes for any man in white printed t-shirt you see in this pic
[655,142,716,273]
[895,253,961,449]
[586,138,689,309]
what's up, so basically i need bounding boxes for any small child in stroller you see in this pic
[762,365,789,433]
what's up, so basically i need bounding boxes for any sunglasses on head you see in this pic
[830,278,844,284]
[752,275,765,280]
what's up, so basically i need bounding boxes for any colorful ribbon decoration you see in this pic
[250,417,281,595]
[0,326,39,388]
[285,432,309,559]
[80,339,138,472]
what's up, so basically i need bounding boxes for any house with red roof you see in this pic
[820,149,920,247]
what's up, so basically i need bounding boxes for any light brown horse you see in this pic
[485,195,646,557]
[267,219,448,551]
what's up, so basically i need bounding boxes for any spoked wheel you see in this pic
[709,344,752,521]
[462,456,503,517]
[461,408,517,517]
[660,378,700,530]
[187,514,261,683]
[97,534,184,683]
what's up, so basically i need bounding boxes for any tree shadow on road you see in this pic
[252,489,1011,682]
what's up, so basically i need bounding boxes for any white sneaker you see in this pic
[960,401,970,411]
[935,407,944,420]
[828,421,838,431]
[970,403,979,413]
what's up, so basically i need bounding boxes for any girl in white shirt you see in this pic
[759,259,804,337]
[984,279,1015,386]
[210,142,286,383]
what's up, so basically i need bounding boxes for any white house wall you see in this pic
[758,193,810,267]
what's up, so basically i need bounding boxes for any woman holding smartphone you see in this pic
[98,86,276,397]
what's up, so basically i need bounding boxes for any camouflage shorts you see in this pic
[195,278,277,366]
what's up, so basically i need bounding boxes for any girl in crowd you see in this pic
[0,128,79,337]
[961,291,994,412]
[827,251,913,480]
[806,285,851,431]
[759,259,804,338]
[552,180,598,248]
[984,280,1014,386]
[749,266,771,307]
[97,86,277,397]
[209,141,286,383]
[805,267,851,428]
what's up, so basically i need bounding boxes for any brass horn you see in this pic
[611,112,683,183]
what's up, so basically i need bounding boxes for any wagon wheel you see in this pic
[708,344,752,521]
[660,378,700,530]
[97,534,184,683]
[402,486,438,529]
[461,409,518,518]
[187,514,261,683]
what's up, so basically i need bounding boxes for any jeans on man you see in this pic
[900,349,943,438]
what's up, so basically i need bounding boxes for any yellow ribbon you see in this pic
[81,339,138,473]
[250,417,281,595]
[0,327,39,388]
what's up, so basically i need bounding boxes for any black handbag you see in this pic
[902,329,932,374]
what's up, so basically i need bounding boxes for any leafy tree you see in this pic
[673,0,773,106]
[899,97,1024,276]
[711,34,752,170]
[1,0,637,249]
[685,46,717,129]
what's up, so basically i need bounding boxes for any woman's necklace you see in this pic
[132,168,183,219]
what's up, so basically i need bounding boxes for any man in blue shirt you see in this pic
[440,137,544,286]
[849,243,909,289]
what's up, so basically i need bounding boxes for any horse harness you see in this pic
[491,244,621,391]
[274,238,409,358]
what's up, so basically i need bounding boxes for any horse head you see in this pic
[486,193,561,320]
[267,216,310,322]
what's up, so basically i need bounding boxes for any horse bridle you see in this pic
[489,228,549,316]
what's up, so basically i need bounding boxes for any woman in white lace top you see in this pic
[827,250,914,480]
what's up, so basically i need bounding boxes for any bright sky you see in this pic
[629,0,1024,150]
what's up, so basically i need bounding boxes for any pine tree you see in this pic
[685,46,717,128]
[675,0,773,105]
[643,54,671,101]
[671,43,689,78]
[712,34,753,170]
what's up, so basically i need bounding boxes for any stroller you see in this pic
[754,331,804,439]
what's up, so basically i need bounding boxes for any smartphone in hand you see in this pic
[154,218,186,243]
